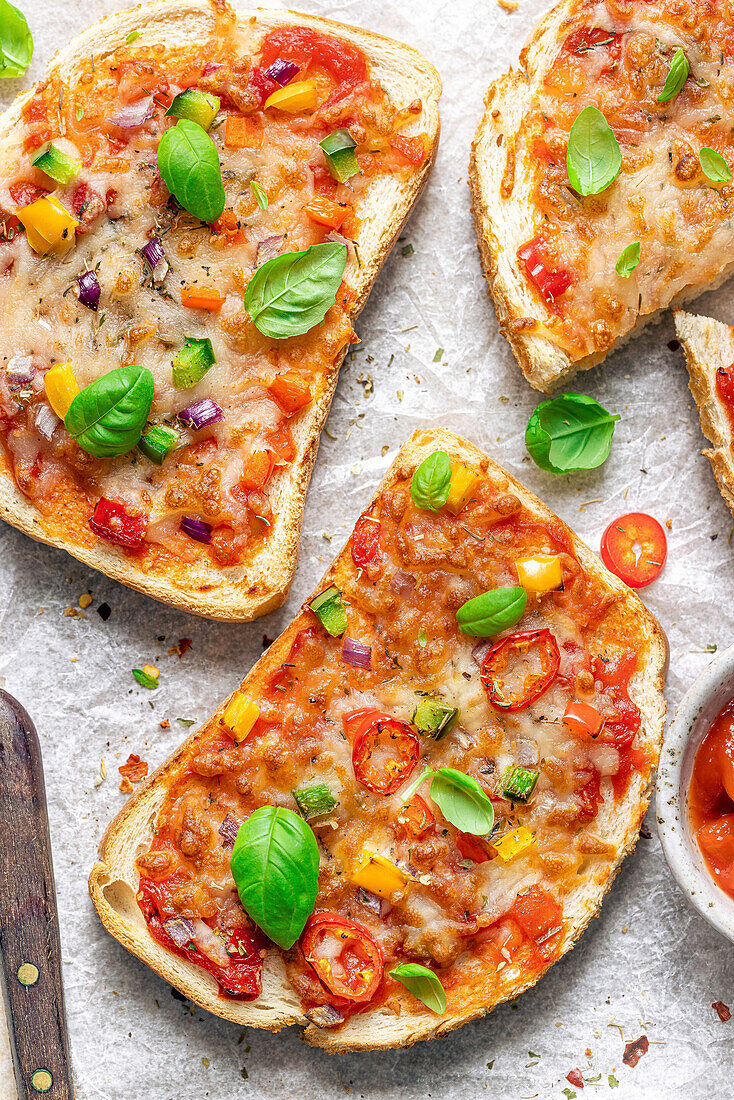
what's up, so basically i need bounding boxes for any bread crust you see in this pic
[0,0,441,620]
[89,427,668,1051]
[469,2,734,393]
[674,310,734,518]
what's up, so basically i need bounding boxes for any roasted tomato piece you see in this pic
[260,27,368,89]
[455,831,491,864]
[481,628,560,711]
[396,795,435,839]
[517,235,572,303]
[510,885,563,954]
[348,709,420,795]
[302,912,383,1002]
[561,26,622,71]
[9,180,49,207]
[600,512,667,588]
[89,498,148,548]
[351,511,380,570]
[72,182,107,233]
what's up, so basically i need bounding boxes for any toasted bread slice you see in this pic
[675,310,734,518]
[470,1,734,393]
[90,428,668,1051]
[0,1,440,620]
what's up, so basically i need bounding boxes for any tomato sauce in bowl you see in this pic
[689,698,734,899]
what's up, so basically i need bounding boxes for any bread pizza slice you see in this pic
[470,0,734,392]
[675,310,734,518]
[0,1,440,619]
[89,428,667,1051]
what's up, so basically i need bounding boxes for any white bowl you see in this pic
[657,642,734,943]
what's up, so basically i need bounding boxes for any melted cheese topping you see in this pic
[512,0,734,360]
[135,453,651,1022]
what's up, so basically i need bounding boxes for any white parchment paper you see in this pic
[2,1,734,1097]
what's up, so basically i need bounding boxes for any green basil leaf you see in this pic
[0,1,32,78]
[250,180,268,210]
[657,47,688,103]
[566,106,621,196]
[157,118,225,223]
[245,242,347,338]
[700,146,732,182]
[132,668,158,689]
[615,241,640,278]
[525,392,620,474]
[65,365,154,458]
[230,806,319,949]
[456,586,526,637]
[429,768,495,835]
[390,963,447,1014]
[410,450,451,511]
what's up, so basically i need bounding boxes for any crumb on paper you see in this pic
[168,637,192,658]
[79,592,92,608]
[159,719,170,729]
[498,0,519,9]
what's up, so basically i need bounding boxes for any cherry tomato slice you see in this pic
[302,912,383,1002]
[560,26,622,71]
[350,710,420,795]
[481,628,560,711]
[396,795,435,839]
[351,511,381,571]
[600,512,666,589]
[562,700,605,740]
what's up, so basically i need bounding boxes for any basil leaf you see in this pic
[390,963,446,1014]
[429,768,495,834]
[657,47,688,103]
[0,1,32,78]
[157,119,225,223]
[245,243,347,338]
[525,392,620,474]
[230,806,319,949]
[616,241,640,277]
[410,450,451,511]
[132,668,158,689]
[65,365,154,458]
[700,146,732,182]
[456,586,526,637]
[250,180,268,210]
[566,106,621,196]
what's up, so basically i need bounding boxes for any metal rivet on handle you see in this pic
[30,1069,53,1093]
[17,963,39,986]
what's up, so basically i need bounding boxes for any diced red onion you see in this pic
[472,640,492,667]
[164,916,195,948]
[76,270,100,311]
[34,403,60,440]
[516,739,540,767]
[191,919,230,966]
[324,231,354,258]
[218,814,239,848]
[305,1004,345,1029]
[178,398,224,431]
[264,58,300,85]
[390,570,415,596]
[6,356,34,383]
[256,235,284,266]
[141,236,165,270]
[109,97,154,128]
[180,515,212,543]
[342,637,371,669]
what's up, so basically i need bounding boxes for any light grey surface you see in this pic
[1,1,734,1097]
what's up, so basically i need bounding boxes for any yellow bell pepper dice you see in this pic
[20,195,78,256]
[493,826,535,863]
[445,461,482,515]
[221,696,260,743]
[352,853,411,899]
[515,554,563,593]
[264,79,319,113]
[44,362,79,418]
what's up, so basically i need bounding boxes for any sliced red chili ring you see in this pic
[600,512,666,589]
[480,628,560,711]
[350,709,420,795]
[302,912,383,1002]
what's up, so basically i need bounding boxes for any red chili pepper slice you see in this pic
[351,511,381,570]
[600,512,667,588]
[396,795,435,839]
[480,628,560,711]
[89,498,148,549]
[348,709,420,795]
[302,912,383,1002]
[517,235,573,303]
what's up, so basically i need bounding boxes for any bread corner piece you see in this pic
[89,427,668,1051]
[675,310,734,519]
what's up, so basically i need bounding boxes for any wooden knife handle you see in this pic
[0,691,74,1100]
